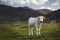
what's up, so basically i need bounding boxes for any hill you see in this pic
[37,9,52,15]
[0,4,44,21]
[0,4,60,22]
[46,9,60,23]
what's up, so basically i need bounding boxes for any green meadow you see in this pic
[0,21,60,40]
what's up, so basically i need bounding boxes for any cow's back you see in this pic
[28,17,37,26]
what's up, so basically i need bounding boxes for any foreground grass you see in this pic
[0,22,60,40]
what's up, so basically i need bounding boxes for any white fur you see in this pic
[28,16,44,35]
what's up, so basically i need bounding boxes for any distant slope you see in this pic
[0,4,60,22]
[46,9,60,22]
[37,9,52,15]
[0,4,44,21]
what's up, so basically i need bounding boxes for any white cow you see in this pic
[28,16,45,35]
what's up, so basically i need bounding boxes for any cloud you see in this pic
[57,0,60,1]
[9,2,14,4]
[1,0,25,5]
[39,7,56,10]
[47,7,56,10]
[0,0,59,10]
[51,0,60,10]
[30,0,48,5]
[39,7,46,9]
[37,0,48,4]
[52,1,59,6]
[1,0,7,2]
[30,0,38,5]
[52,0,60,6]
[1,0,48,5]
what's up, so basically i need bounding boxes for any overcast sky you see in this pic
[0,0,60,10]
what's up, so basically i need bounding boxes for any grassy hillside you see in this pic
[46,9,60,23]
[0,21,60,40]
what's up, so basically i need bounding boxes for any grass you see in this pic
[0,22,60,40]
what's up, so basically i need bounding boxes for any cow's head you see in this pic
[37,16,46,23]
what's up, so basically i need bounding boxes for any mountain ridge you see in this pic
[0,4,60,22]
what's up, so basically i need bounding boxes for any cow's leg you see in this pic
[38,26,41,35]
[35,25,39,35]
[31,27,33,35]
[38,25,41,35]
[38,23,42,35]
[28,25,31,35]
